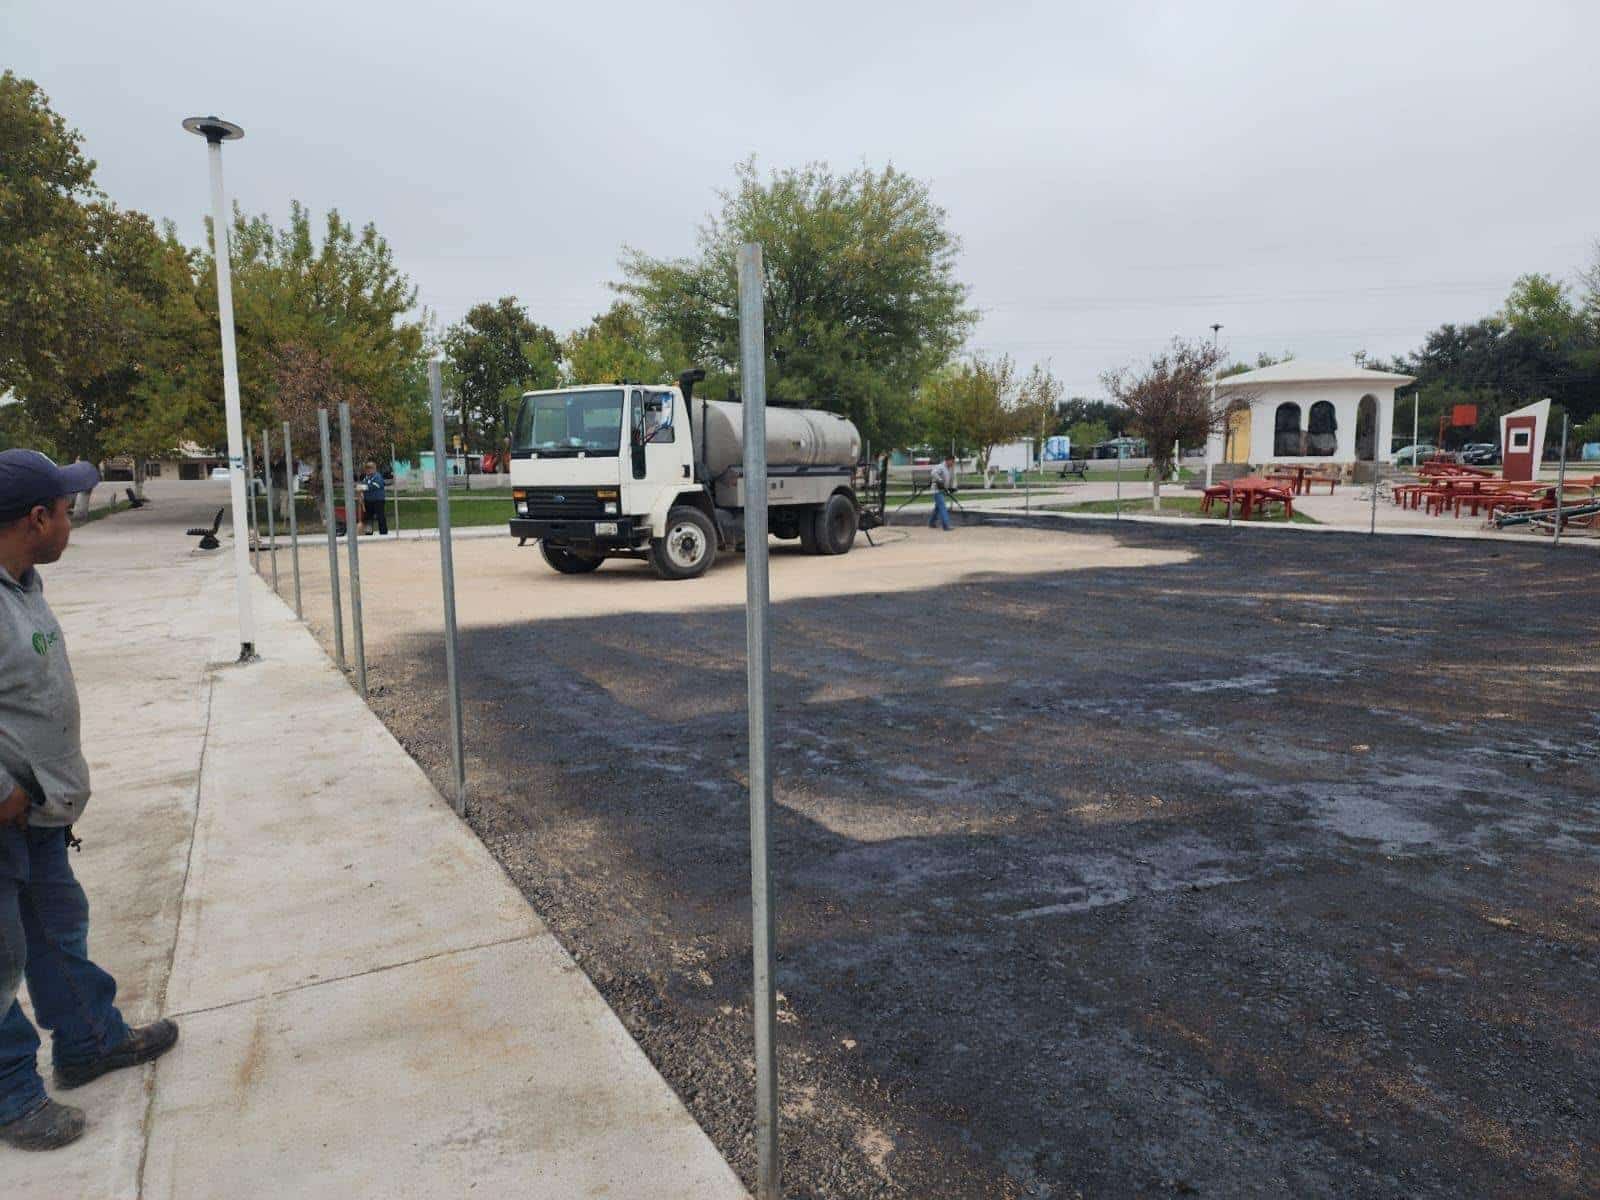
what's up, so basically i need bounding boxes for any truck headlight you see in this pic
[516,501,528,515]
[603,502,618,514]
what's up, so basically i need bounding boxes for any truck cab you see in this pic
[509,373,877,580]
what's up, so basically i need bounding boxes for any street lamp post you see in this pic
[183,115,256,662]
[1207,323,1222,489]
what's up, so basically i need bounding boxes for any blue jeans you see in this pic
[929,491,951,530]
[0,826,130,1123]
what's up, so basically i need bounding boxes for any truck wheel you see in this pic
[813,494,858,555]
[797,509,820,554]
[540,543,604,574]
[651,507,717,580]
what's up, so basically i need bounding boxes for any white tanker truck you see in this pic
[508,369,882,580]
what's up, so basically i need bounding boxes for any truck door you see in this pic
[631,388,683,482]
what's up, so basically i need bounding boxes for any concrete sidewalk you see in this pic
[6,500,745,1198]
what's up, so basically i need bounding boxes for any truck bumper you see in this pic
[509,517,647,549]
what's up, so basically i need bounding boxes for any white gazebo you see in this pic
[1205,361,1416,471]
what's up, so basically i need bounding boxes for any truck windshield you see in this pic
[512,389,625,457]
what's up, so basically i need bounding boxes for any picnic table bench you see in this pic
[1200,476,1295,520]
[1265,466,1340,495]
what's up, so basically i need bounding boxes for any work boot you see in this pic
[0,1099,86,1150]
[53,1019,180,1090]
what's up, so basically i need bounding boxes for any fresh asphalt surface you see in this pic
[289,510,1598,1198]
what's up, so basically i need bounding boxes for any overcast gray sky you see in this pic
[11,0,1599,396]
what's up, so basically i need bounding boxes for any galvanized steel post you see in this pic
[1115,449,1122,519]
[338,402,367,699]
[284,422,302,618]
[318,409,346,670]
[429,360,467,816]
[245,434,260,573]
[1370,459,1380,535]
[1553,413,1569,548]
[261,427,279,593]
[738,242,781,1200]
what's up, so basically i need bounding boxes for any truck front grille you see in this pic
[520,487,605,519]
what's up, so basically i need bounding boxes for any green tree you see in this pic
[1053,397,1129,438]
[205,201,427,467]
[0,76,211,501]
[563,301,673,386]
[90,213,216,498]
[1105,338,1228,512]
[1502,273,1578,350]
[1066,419,1110,454]
[917,354,1050,487]
[442,296,561,458]
[619,159,975,449]
[0,71,100,408]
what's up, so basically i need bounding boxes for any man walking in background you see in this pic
[360,460,388,536]
[0,450,178,1152]
[928,454,958,532]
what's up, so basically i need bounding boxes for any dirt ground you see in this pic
[281,516,1599,1199]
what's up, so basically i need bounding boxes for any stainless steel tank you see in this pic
[694,400,861,475]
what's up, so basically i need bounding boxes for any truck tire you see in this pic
[540,543,604,574]
[813,493,858,555]
[797,508,820,554]
[651,507,717,580]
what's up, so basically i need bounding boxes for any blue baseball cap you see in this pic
[0,450,101,521]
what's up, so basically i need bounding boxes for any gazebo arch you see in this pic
[1274,402,1303,456]
[1306,401,1338,457]
[1355,394,1378,461]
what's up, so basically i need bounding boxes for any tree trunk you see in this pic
[73,488,93,520]
[1151,475,1162,513]
[133,460,146,501]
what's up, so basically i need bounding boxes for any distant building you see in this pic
[1205,361,1416,469]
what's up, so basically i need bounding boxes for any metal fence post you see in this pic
[245,434,260,573]
[1115,450,1122,519]
[338,402,368,699]
[429,360,467,816]
[392,441,401,539]
[1553,413,1568,548]
[1370,460,1380,536]
[261,426,279,593]
[284,421,302,619]
[738,242,781,1200]
[318,409,346,670]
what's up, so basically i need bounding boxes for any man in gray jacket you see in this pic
[0,451,178,1151]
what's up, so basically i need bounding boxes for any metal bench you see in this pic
[186,507,223,550]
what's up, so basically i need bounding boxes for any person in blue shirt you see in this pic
[360,461,388,536]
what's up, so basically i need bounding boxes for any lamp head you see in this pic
[182,116,244,144]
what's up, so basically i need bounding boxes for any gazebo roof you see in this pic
[1216,361,1416,389]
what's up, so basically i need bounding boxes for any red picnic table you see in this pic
[1200,476,1295,520]
[1264,464,1340,496]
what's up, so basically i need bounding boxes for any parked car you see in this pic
[1393,443,1439,466]
[209,466,229,480]
[1459,442,1500,466]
